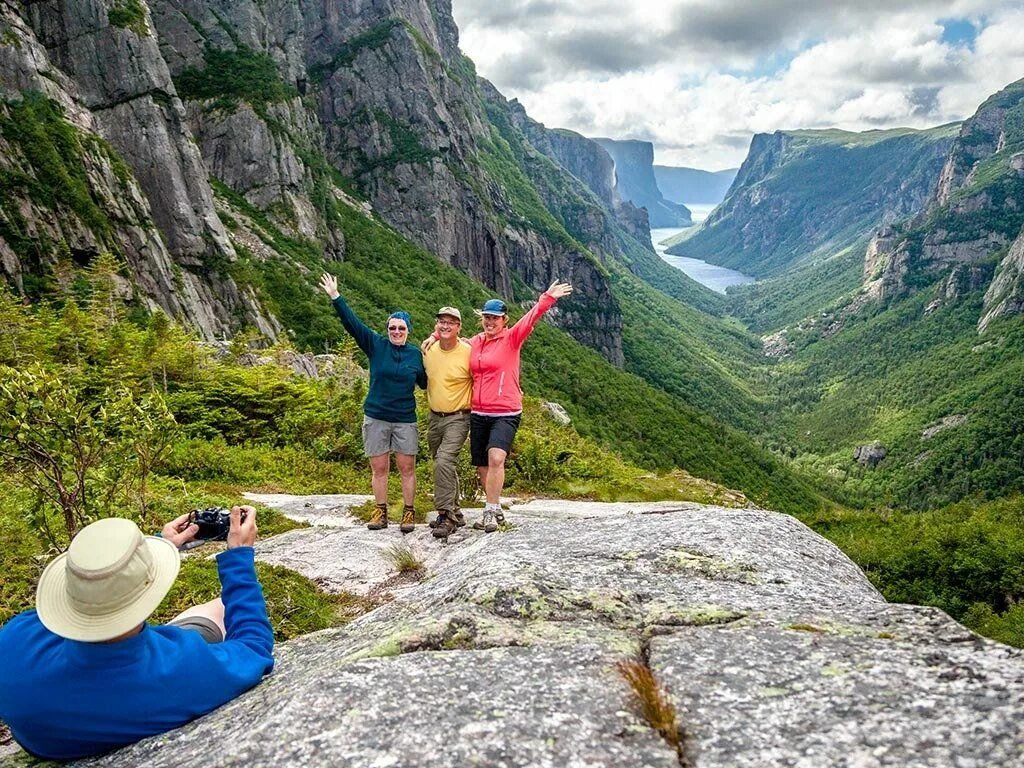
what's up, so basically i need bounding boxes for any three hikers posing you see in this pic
[318,273,573,536]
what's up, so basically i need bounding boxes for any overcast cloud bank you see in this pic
[452,0,1024,169]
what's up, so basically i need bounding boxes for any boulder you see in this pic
[854,443,887,467]
[32,499,1024,768]
[541,401,571,426]
[922,415,968,440]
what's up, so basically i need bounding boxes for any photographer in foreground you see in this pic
[0,506,274,761]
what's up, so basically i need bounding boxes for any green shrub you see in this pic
[175,46,298,114]
[107,0,148,35]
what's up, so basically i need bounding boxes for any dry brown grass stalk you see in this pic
[616,659,690,764]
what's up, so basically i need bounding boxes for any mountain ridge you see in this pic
[653,164,737,205]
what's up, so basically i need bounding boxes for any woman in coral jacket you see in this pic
[428,281,572,532]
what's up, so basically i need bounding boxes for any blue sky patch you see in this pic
[939,18,979,49]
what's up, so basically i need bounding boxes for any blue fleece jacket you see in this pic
[0,547,274,761]
[332,295,427,423]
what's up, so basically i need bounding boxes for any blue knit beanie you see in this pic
[388,310,412,333]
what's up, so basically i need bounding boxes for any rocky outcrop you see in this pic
[545,128,618,207]
[863,79,1024,319]
[675,127,957,278]
[541,401,571,425]
[593,138,692,228]
[854,443,887,467]
[39,497,1024,768]
[146,0,351,258]
[934,81,1024,206]
[921,414,967,440]
[0,0,276,337]
[980,223,1024,331]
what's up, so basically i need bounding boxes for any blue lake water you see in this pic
[651,222,756,295]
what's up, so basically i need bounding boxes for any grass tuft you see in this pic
[616,659,690,764]
[382,543,424,576]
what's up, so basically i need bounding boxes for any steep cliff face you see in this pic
[148,0,345,258]
[865,78,1024,328]
[673,127,957,278]
[506,115,618,212]
[981,227,1024,331]
[504,109,653,253]
[0,0,276,337]
[1,0,634,361]
[593,138,692,228]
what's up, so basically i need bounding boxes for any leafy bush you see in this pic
[0,365,177,549]
[107,0,148,35]
[175,46,298,114]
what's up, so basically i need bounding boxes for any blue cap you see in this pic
[481,299,507,316]
[388,311,412,332]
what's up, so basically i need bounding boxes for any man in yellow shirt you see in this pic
[423,307,473,538]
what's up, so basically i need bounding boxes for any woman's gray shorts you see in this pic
[362,416,419,457]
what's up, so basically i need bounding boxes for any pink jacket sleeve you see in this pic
[508,292,557,349]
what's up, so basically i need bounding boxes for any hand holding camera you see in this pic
[162,505,257,549]
[226,505,257,549]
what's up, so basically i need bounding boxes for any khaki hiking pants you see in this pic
[427,411,470,514]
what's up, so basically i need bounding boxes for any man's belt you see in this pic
[431,408,471,417]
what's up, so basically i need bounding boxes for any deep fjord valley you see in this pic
[1,5,1024,763]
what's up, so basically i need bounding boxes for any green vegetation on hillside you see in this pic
[726,239,867,332]
[308,19,402,83]
[673,125,958,278]
[773,287,1024,510]
[0,94,114,267]
[107,0,148,35]
[810,493,1024,647]
[174,45,299,114]
[477,106,594,261]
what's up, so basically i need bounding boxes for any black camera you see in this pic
[188,507,242,541]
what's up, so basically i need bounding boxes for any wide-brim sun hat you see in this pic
[36,517,181,642]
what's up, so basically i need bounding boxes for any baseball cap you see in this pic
[436,306,462,322]
[480,299,508,316]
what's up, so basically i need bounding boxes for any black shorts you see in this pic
[470,413,522,466]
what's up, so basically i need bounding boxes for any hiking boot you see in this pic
[472,507,498,533]
[429,512,443,529]
[432,514,457,539]
[367,504,388,530]
[452,509,466,528]
[400,505,415,534]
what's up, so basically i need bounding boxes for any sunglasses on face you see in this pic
[387,325,407,332]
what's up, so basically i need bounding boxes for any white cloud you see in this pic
[452,0,1024,170]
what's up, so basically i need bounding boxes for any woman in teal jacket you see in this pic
[319,273,426,532]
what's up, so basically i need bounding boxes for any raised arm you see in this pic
[508,281,572,348]
[186,506,274,704]
[319,272,376,356]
